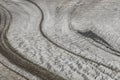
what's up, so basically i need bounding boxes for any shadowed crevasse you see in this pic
[77,30,120,57]
[77,30,111,47]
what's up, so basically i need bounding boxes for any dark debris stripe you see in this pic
[0,2,65,80]
[0,0,120,80]
[34,0,120,73]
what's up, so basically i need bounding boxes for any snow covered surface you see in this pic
[0,0,120,80]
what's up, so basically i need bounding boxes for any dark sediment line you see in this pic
[34,0,120,72]
[0,2,65,80]
[0,0,120,80]
[0,61,29,80]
